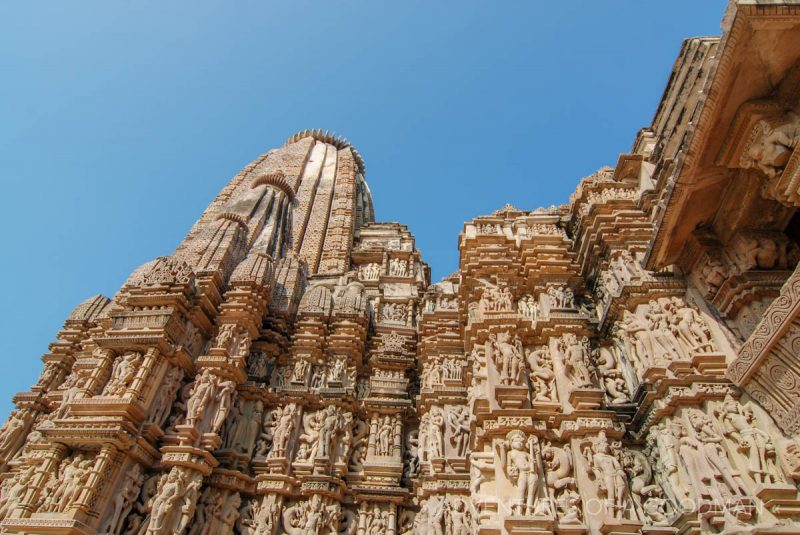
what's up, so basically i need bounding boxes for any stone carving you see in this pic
[517,294,539,321]
[583,432,632,521]
[0,409,33,464]
[54,367,91,418]
[102,351,143,396]
[11,45,800,535]
[595,346,630,404]
[223,398,264,454]
[559,333,593,390]
[359,262,381,281]
[623,449,668,526]
[446,405,470,457]
[403,429,420,482]
[40,452,95,513]
[542,442,582,524]
[743,114,800,179]
[478,284,514,314]
[470,451,495,494]
[294,406,348,465]
[382,302,407,323]
[389,258,408,277]
[663,297,716,354]
[486,331,525,386]
[681,409,749,506]
[374,415,394,456]
[281,495,340,535]
[617,309,673,372]
[610,250,644,284]
[526,347,556,401]
[0,465,36,518]
[495,430,543,516]
[246,351,274,383]
[188,487,241,535]
[148,366,184,427]
[185,369,237,435]
[715,396,783,485]
[100,464,145,535]
[547,285,575,309]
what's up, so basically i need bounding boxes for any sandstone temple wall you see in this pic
[4,2,800,535]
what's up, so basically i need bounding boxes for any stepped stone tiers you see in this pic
[8,3,800,535]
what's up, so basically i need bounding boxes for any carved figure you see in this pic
[542,442,582,523]
[716,396,782,485]
[681,409,748,504]
[496,430,540,516]
[560,333,593,389]
[527,347,556,401]
[585,432,629,520]
[100,464,144,535]
[103,351,143,396]
[447,405,470,457]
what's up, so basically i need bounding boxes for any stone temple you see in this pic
[7,2,800,535]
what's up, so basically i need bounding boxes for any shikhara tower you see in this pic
[6,3,800,535]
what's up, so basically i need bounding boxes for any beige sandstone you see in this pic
[5,2,800,534]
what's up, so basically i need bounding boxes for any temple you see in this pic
[4,2,800,534]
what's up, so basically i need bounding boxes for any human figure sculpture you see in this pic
[148,366,183,427]
[716,397,782,485]
[210,378,237,434]
[446,497,473,535]
[376,415,393,456]
[681,409,748,504]
[101,464,144,535]
[469,452,494,495]
[618,310,666,371]
[316,405,341,459]
[665,297,714,354]
[103,351,143,396]
[526,347,555,401]
[496,430,540,516]
[585,432,629,520]
[446,405,470,457]
[55,369,90,418]
[489,331,525,386]
[0,410,32,462]
[561,333,593,389]
[645,299,682,359]
[0,465,36,518]
[185,369,217,428]
[147,470,186,534]
[389,258,408,277]
[744,116,800,179]
[428,406,445,459]
[542,442,581,523]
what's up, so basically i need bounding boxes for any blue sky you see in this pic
[0,1,727,419]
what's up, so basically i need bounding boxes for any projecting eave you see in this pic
[646,1,800,271]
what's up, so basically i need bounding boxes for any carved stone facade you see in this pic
[6,3,800,535]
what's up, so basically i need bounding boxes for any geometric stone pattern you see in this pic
[5,3,800,535]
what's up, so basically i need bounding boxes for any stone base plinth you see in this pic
[255,472,295,494]
[496,385,529,408]
[598,518,642,535]
[532,400,561,415]
[644,365,670,382]
[568,388,603,410]
[504,515,555,535]
[757,483,800,516]
[1,516,93,535]
[640,526,676,535]
[555,521,588,534]
[691,352,726,375]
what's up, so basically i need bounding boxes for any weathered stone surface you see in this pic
[6,3,800,534]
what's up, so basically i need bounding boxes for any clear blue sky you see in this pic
[0,1,728,419]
